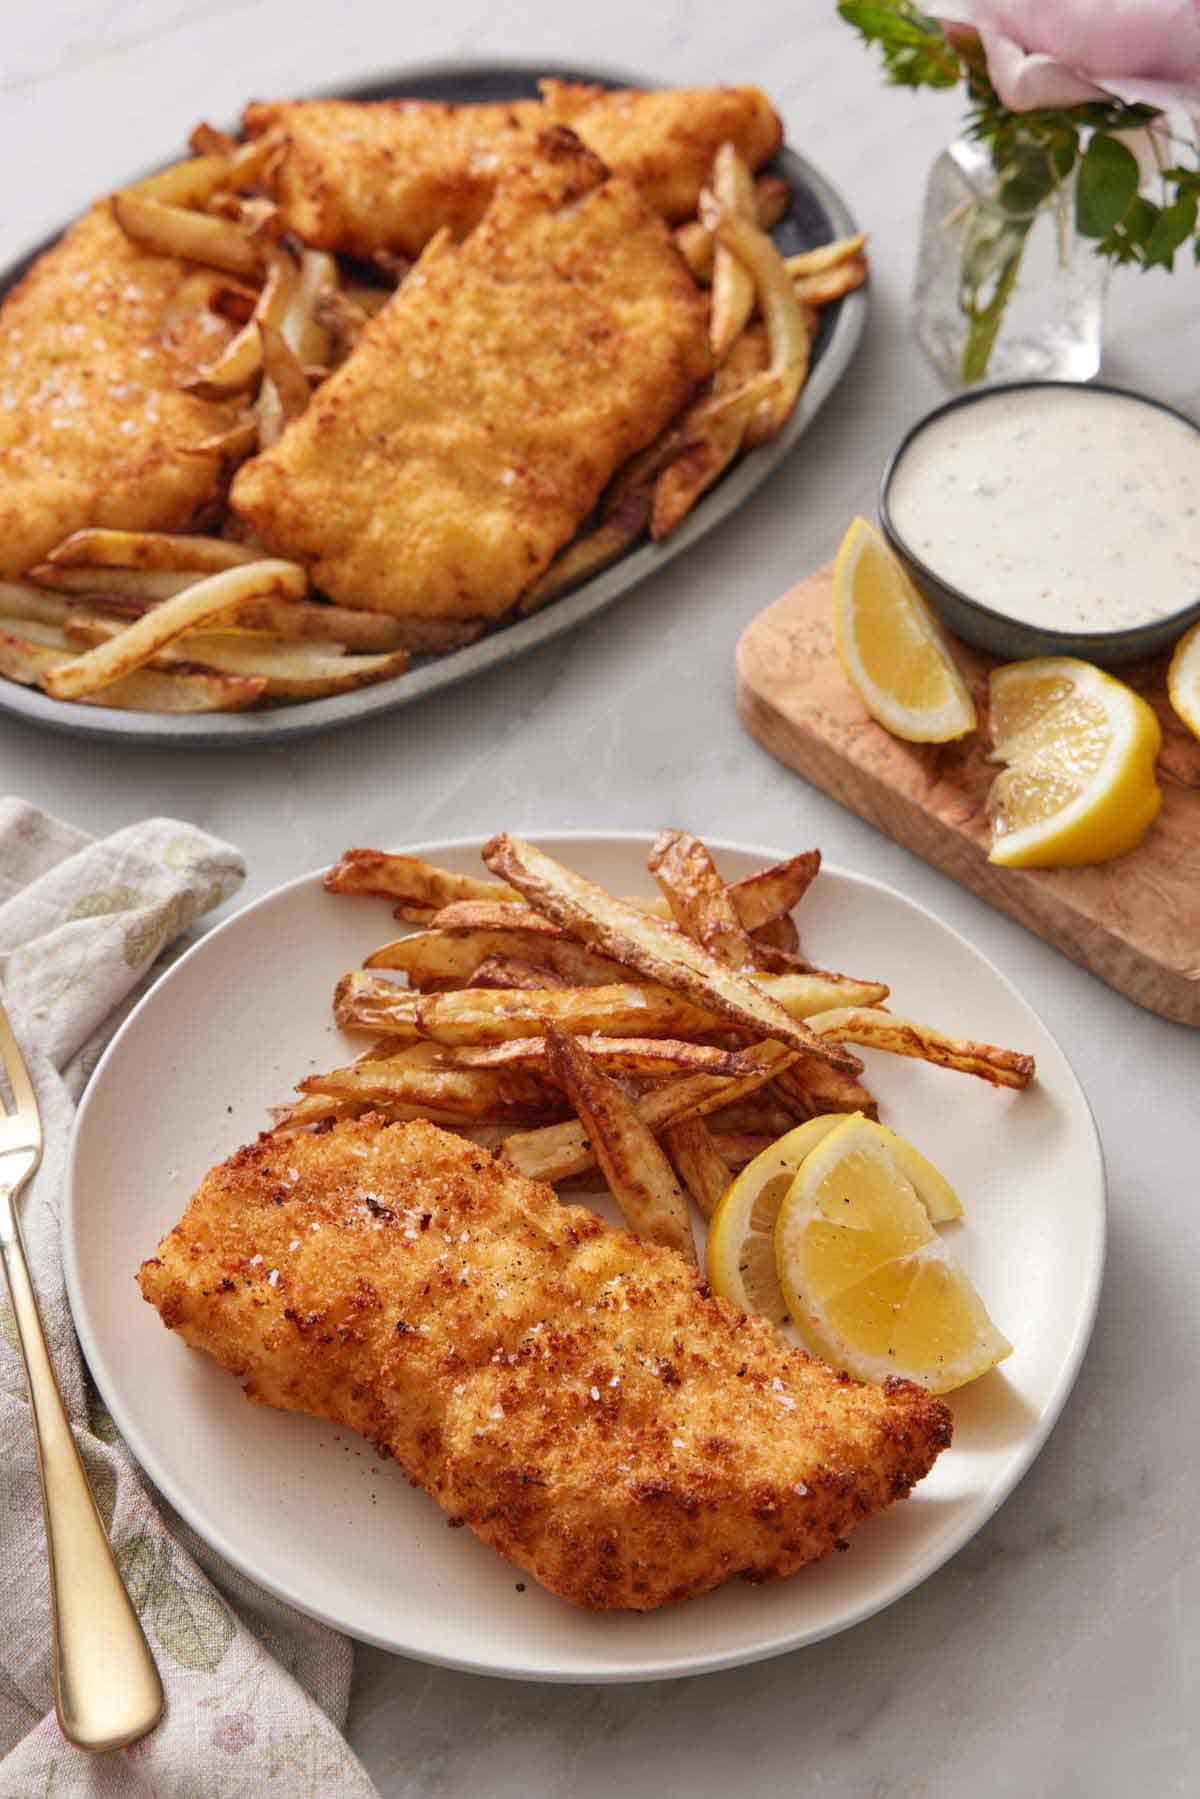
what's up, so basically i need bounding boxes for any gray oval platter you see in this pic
[0,60,867,748]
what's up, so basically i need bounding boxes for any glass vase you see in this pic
[912,135,1107,390]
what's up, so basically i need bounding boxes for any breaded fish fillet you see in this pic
[231,132,711,621]
[0,204,239,579]
[138,1116,952,1612]
[242,83,781,257]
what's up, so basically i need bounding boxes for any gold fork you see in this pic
[0,999,162,1752]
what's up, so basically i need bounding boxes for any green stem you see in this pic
[959,216,1033,384]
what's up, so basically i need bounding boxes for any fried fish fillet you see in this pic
[0,204,240,580]
[138,1116,952,1611]
[242,82,781,257]
[230,131,711,621]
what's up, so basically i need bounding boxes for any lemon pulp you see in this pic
[775,1114,1010,1394]
[987,657,1162,867]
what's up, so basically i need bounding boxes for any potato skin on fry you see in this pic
[543,1021,696,1260]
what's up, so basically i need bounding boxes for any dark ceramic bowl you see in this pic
[879,380,1200,668]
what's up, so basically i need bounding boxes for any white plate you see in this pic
[64,834,1105,1682]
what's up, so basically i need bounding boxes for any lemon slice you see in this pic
[832,516,977,743]
[775,1114,1010,1394]
[706,1118,844,1325]
[1167,620,1200,742]
[706,1114,963,1325]
[987,657,1162,868]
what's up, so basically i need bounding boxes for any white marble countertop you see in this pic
[4,4,1199,1793]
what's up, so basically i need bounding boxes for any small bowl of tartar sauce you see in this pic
[879,381,1200,666]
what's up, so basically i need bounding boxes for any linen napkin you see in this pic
[0,800,379,1798]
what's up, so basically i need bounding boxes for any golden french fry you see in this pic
[675,173,792,281]
[703,1091,799,1139]
[449,1034,756,1080]
[650,328,768,540]
[333,972,422,1036]
[771,1057,879,1121]
[751,913,801,955]
[323,852,519,908]
[467,955,571,991]
[112,191,263,277]
[727,850,821,931]
[792,257,869,306]
[61,615,410,700]
[502,1039,797,1184]
[366,926,627,990]
[28,565,204,599]
[784,234,867,280]
[700,192,812,444]
[408,970,881,1047]
[182,415,259,461]
[542,1022,696,1258]
[129,154,234,209]
[42,529,262,573]
[707,1131,774,1171]
[807,1007,1036,1089]
[219,595,411,651]
[709,143,758,360]
[663,1116,732,1220]
[182,247,296,398]
[0,628,265,710]
[648,829,759,970]
[258,320,311,423]
[0,583,70,627]
[482,834,861,1072]
[281,249,337,366]
[414,982,710,1045]
[300,1051,566,1123]
[39,560,305,701]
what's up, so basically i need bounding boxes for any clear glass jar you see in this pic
[913,135,1108,389]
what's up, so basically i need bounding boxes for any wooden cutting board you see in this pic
[736,564,1200,1027]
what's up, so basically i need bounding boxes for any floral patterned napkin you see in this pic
[0,800,379,1798]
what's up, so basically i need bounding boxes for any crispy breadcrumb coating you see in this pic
[139,1115,951,1611]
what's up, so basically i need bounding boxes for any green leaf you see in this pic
[1076,133,1140,238]
[151,1566,235,1673]
[838,0,960,87]
[1146,192,1198,269]
[998,142,1057,215]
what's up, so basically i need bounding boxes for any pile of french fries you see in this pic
[278,834,1034,1265]
[0,118,867,716]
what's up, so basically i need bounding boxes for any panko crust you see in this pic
[243,84,782,256]
[0,204,239,579]
[139,1115,952,1612]
[230,131,711,621]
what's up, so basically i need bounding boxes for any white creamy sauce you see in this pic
[887,388,1200,632]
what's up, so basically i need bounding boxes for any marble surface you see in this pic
[4,4,1199,1793]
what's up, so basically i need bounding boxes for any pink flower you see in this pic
[211,1711,257,1753]
[934,1,1200,126]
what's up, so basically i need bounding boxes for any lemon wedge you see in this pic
[832,516,977,743]
[987,657,1162,868]
[1168,620,1200,742]
[706,1117,844,1325]
[706,1114,963,1325]
[775,1114,1010,1393]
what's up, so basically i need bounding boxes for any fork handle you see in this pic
[1,1215,163,1752]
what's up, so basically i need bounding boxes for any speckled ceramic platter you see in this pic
[0,61,867,747]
